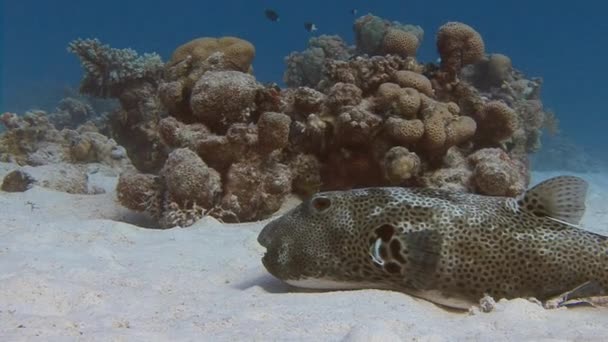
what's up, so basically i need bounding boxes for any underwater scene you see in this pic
[1,0,608,340]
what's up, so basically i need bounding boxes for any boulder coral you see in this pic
[354,14,424,56]
[160,37,256,122]
[436,22,485,74]
[382,28,419,57]
[473,100,519,144]
[190,70,260,131]
[382,146,421,184]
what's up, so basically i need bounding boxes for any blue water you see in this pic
[2,0,607,153]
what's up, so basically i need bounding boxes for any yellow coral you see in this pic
[375,82,402,111]
[436,22,485,72]
[382,29,419,57]
[445,116,477,146]
[395,88,421,119]
[384,117,425,145]
[393,70,434,96]
[423,114,447,150]
[446,102,460,115]
[382,146,421,184]
[168,36,255,73]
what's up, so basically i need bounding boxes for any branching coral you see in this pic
[67,38,163,98]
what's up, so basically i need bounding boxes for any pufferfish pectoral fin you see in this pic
[519,176,588,225]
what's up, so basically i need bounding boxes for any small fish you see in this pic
[264,9,280,22]
[351,9,358,15]
[304,22,317,32]
[258,176,608,310]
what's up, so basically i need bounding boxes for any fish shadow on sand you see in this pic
[233,272,294,293]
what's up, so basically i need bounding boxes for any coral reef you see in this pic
[436,22,485,75]
[0,111,131,169]
[26,14,558,228]
[68,38,166,172]
[160,36,256,120]
[284,35,354,88]
[354,14,424,56]
[67,38,163,98]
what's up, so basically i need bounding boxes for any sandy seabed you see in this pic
[1,163,607,341]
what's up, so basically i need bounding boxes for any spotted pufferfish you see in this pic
[257,176,608,309]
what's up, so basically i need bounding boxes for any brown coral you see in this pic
[395,87,421,118]
[393,71,434,96]
[445,116,477,146]
[468,148,527,196]
[190,70,259,131]
[382,146,421,184]
[167,36,255,73]
[196,123,258,172]
[475,100,519,143]
[324,55,421,95]
[257,112,292,153]
[289,153,322,197]
[116,172,159,212]
[382,28,419,57]
[291,87,326,114]
[221,156,292,221]
[334,106,383,147]
[422,113,447,150]
[160,148,222,209]
[383,117,425,145]
[325,82,363,113]
[158,117,210,149]
[436,22,485,72]
[375,82,402,112]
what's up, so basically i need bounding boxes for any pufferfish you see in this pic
[257,176,608,309]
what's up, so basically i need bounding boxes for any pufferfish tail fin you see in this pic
[518,176,588,225]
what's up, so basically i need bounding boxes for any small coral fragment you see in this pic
[382,146,421,184]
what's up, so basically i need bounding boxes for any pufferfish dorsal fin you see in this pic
[518,176,588,224]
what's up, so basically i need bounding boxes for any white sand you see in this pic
[1,169,607,341]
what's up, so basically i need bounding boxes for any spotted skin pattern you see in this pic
[258,176,608,307]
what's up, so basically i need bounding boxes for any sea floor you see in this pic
[1,165,607,341]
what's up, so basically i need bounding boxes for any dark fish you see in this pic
[304,22,317,32]
[265,9,279,22]
[258,176,608,310]
[351,9,358,15]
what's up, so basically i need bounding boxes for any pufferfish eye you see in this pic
[311,196,331,212]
